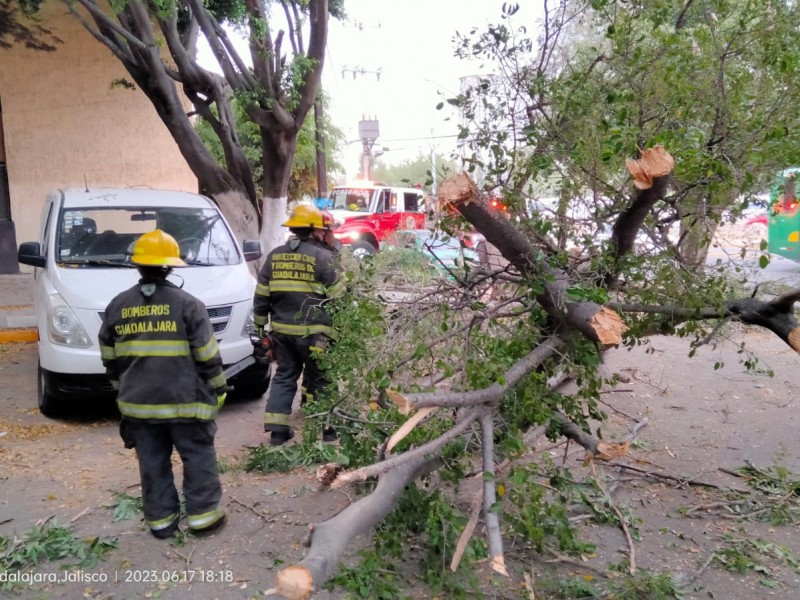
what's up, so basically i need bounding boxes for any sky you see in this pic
[323,0,543,179]
[198,1,544,180]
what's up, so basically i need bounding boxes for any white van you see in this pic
[17,188,269,416]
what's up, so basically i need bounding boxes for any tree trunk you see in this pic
[212,189,259,243]
[679,214,717,272]
[259,127,299,253]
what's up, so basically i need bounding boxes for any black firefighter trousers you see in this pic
[121,419,222,533]
[263,332,329,435]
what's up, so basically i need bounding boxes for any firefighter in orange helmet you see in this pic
[99,229,227,538]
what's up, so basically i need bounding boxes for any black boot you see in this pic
[269,429,295,446]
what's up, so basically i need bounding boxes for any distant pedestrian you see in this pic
[254,205,344,445]
[98,229,228,538]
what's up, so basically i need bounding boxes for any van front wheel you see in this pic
[38,364,62,417]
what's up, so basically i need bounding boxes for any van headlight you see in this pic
[241,302,257,337]
[47,292,92,347]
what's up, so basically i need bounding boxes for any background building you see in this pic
[0,4,196,273]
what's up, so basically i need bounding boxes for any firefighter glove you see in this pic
[217,392,227,410]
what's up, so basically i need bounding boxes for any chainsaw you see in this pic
[222,333,274,381]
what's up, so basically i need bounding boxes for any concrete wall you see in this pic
[0,4,197,248]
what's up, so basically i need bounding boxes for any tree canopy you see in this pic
[258,1,800,597]
[30,0,343,250]
[371,152,459,191]
[194,93,346,201]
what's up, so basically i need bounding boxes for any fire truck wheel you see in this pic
[351,241,377,259]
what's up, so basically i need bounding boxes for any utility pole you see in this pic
[358,117,380,180]
[341,65,382,179]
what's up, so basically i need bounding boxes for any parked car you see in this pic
[17,188,269,416]
[386,229,478,275]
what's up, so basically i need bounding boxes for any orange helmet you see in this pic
[130,229,186,267]
[282,205,334,229]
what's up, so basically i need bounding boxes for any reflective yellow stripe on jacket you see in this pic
[270,321,333,336]
[115,340,191,357]
[269,281,327,294]
[193,336,221,362]
[117,400,218,421]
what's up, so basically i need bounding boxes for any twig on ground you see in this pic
[229,497,270,522]
[678,550,717,588]
[171,546,196,571]
[70,507,92,523]
[596,396,638,421]
[541,554,609,578]
[683,499,749,516]
[718,467,744,478]
[611,502,636,574]
[450,488,483,572]
[591,461,636,574]
[612,463,750,493]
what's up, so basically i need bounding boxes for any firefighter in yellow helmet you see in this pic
[254,205,345,445]
[98,229,227,538]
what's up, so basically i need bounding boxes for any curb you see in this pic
[0,328,38,344]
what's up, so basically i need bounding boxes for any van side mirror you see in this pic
[18,241,46,268]
[242,239,262,262]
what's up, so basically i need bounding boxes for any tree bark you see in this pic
[438,173,628,345]
[270,457,438,600]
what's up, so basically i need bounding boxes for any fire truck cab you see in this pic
[328,182,428,258]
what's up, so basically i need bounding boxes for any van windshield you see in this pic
[57,207,240,267]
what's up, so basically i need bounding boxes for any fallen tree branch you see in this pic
[267,456,439,600]
[610,290,800,352]
[450,487,483,572]
[332,407,486,488]
[388,336,566,414]
[480,413,507,576]
[439,173,628,345]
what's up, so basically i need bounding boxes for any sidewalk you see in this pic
[0,273,38,343]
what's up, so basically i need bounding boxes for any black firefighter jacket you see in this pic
[98,279,227,422]
[254,237,345,337]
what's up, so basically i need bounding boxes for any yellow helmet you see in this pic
[130,229,186,267]
[282,205,334,229]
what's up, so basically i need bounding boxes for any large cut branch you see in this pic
[438,173,628,345]
[611,288,800,352]
[268,456,438,600]
[388,335,566,413]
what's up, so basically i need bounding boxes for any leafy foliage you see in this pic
[713,535,800,586]
[453,0,800,269]
[2,0,60,51]
[244,441,347,474]
[539,569,686,600]
[0,520,117,590]
[109,492,143,522]
[371,153,459,191]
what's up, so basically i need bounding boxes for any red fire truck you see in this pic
[329,182,429,258]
